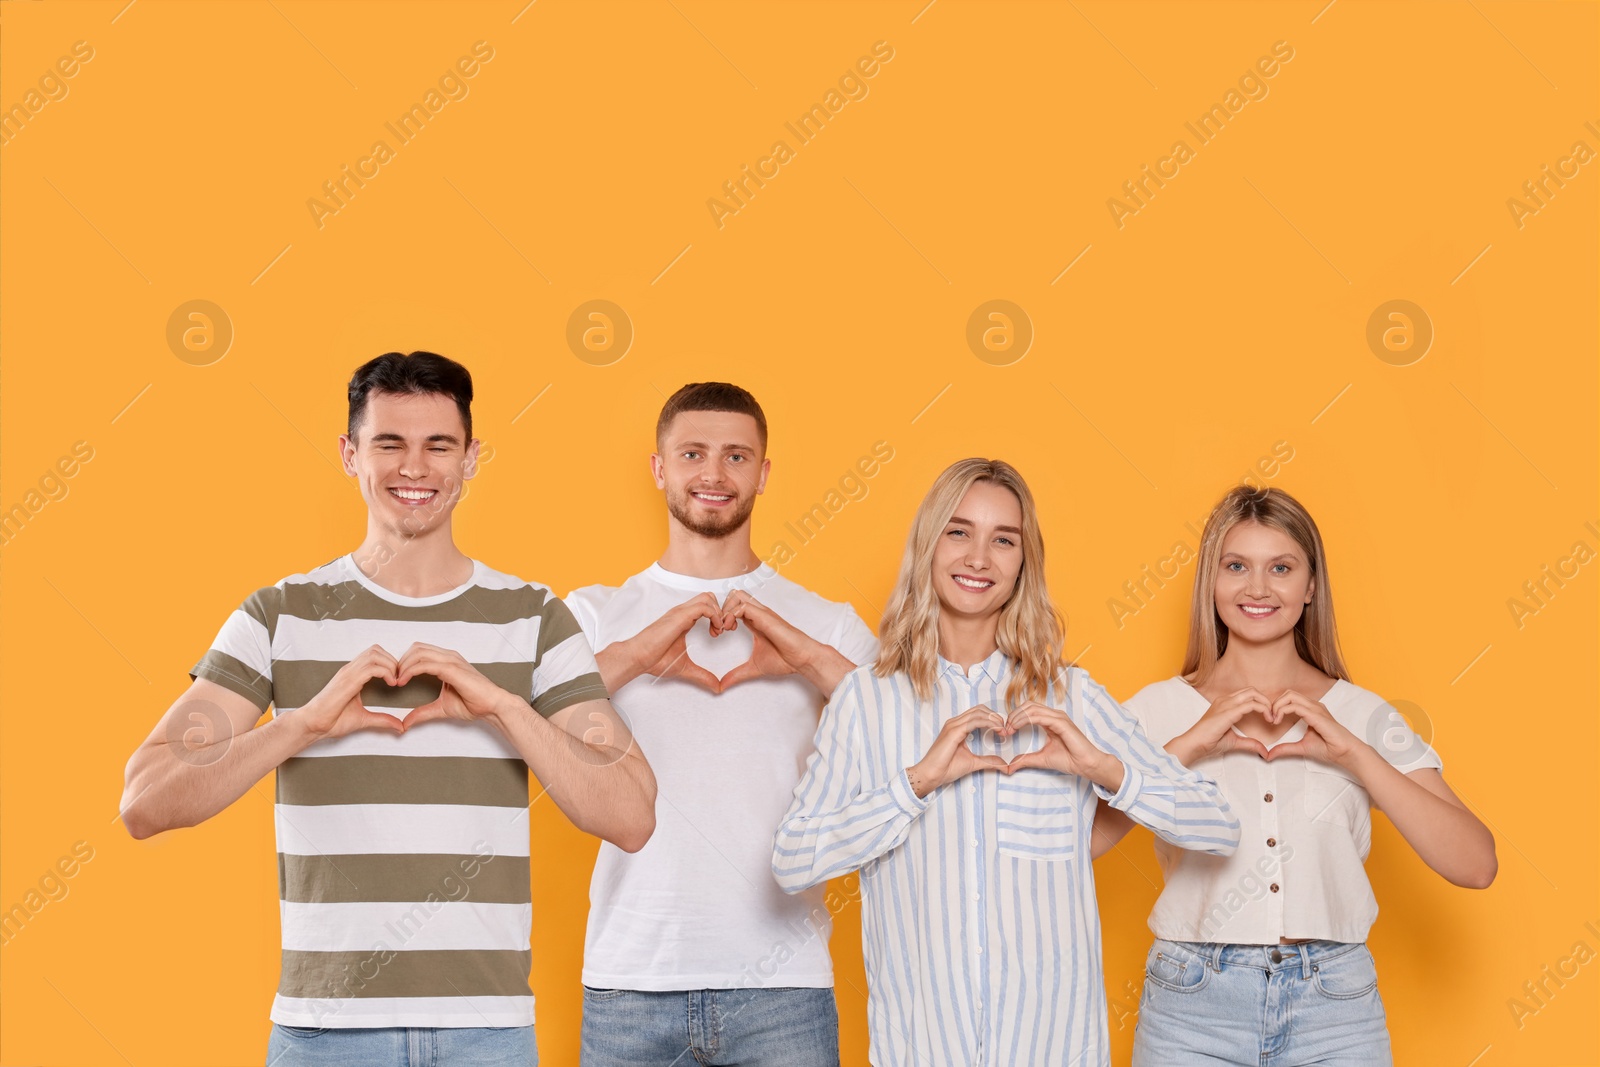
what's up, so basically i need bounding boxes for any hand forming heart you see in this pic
[1176,686,1358,769]
[1260,689,1359,767]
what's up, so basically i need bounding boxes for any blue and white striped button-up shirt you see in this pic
[774,651,1240,1067]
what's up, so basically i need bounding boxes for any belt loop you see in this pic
[1300,944,1313,980]
[1209,943,1225,973]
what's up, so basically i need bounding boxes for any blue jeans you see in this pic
[580,986,839,1066]
[266,1024,537,1066]
[1133,938,1392,1066]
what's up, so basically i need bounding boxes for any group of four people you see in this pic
[120,351,1496,1067]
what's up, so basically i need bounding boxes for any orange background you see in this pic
[2,1,1596,1064]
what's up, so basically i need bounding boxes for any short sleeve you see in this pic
[829,605,879,669]
[189,588,276,712]
[1362,696,1444,776]
[562,585,606,647]
[530,592,611,718]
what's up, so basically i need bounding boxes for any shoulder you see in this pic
[1123,675,1199,712]
[468,562,569,619]
[245,556,349,629]
[563,581,623,615]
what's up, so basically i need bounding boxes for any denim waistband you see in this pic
[1154,938,1365,980]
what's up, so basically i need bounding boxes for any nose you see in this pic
[399,448,429,481]
[963,537,990,570]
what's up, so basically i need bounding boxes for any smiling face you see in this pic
[339,390,478,538]
[931,480,1024,623]
[1213,520,1315,642]
[653,410,769,539]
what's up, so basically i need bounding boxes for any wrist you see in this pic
[484,692,533,734]
[906,762,936,799]
[1087,750,1124,792]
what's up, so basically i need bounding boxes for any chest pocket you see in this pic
[1302,762,1373,856]
[990,724,1083,861]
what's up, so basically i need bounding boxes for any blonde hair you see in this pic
[1182,485,1348,684]
[875,458,1064,706]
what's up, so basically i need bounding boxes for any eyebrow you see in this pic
[948,516,1023,535]
[369,432,462,446]
[1221,551,1301,562]
[674,440,757,452]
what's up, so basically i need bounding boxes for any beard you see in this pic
[666,484,756,539]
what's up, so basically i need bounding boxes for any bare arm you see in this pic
[494,696,657,853]
[1268,690,1496,890]
[1345,753,1497,889]
[120,647,404,839]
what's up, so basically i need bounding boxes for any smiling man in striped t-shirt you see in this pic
[120,351,656,1066]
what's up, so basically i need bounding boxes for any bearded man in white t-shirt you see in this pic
[564,382,877,1067]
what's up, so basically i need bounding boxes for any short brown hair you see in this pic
[655,382,767,450]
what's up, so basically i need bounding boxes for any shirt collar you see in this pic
[937,647,1011,684]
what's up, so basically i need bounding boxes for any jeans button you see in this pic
[1270,949,1283,964]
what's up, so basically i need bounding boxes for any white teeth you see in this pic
[953,576,993,590]
[1241,605,1276,615]
[391,489,435,501]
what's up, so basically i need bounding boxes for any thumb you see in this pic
[401,699,447,731]
[1232,735,1271,760]
[1264,740,1306,762]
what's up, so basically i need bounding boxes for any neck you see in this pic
[1209,631,1307,689]
[657,520,761,580]
[937,611,1000,670]
[352,518,471,597]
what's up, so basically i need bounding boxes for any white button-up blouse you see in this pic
[1122,676,1443,945]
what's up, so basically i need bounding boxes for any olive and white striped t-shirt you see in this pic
[190,553,609,1029]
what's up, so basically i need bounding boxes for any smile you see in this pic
[1239,604,1278,617]
[953,575,994,591]
[389,488,438,506]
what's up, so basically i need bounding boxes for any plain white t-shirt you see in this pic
[565,562,878,990]
[1122,676,1443,945]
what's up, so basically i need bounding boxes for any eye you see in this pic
[946,528,967,539]
[995,536,1015,547]
[682,451,701,461]
[1272,563,1291,574]
[429,447,450,453]
[1226,561,1245,572]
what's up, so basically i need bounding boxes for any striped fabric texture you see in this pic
[190,554,608,1028]
[774,652,1241,1067]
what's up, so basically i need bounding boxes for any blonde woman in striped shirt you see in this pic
[773,458,1240,1067]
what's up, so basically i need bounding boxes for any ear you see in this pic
[755,457,771,495]
[338,433,358,476]
[649,453,666,489]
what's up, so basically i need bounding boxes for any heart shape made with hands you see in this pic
[681,611,756,684]
[966,720,1045,767]
[1228,715,1308,760]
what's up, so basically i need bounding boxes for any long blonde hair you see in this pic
[875,458,1064,706]
[1182,485,1348,684]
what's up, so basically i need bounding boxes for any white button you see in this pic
[968,784,977,794]
[975,944,983,954]
[971,837,979,847]
[972,892,981,902]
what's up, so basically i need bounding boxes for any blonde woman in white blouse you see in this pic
[1095,485,1497,1066]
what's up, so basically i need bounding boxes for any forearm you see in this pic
[486,696,656,852]
[799,644,855,698]
[1089,800,1138,859]
[594,643,645,693]
[1346,748,1497,888]
[121,712,311,838]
